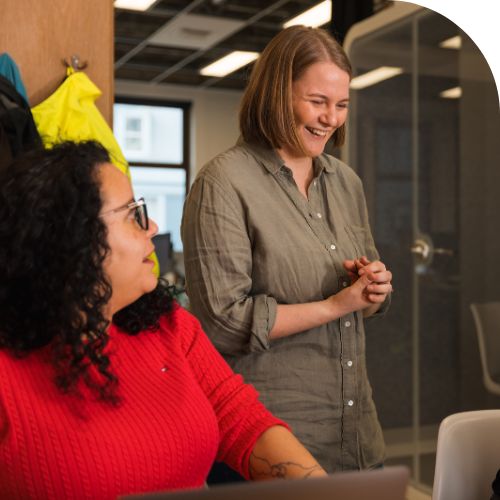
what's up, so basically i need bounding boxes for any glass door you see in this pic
[346,6,500,492]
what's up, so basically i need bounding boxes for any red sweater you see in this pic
[0,305,284,499]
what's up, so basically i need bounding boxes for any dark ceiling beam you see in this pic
[117,62,171,71]
[115,36,146,44]
[145,7,181,17]
[331,0,374,44]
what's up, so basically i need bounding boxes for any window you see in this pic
[113,98,190,256]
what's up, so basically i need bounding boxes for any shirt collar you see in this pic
[236,137,338,176]
[314,153,338,174]
[236,137,284,175]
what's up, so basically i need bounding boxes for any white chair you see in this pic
[470,302,500,396]
[432,410,500,500]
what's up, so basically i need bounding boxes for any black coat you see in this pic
[0,75,41,171]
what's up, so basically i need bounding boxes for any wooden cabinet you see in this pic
[0,0,114,124]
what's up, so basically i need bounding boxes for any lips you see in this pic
[305,126,329,137]
[143,247,156,262]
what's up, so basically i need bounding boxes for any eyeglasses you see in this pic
[100,197,149,231]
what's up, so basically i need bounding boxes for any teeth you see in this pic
[307,127,327,137]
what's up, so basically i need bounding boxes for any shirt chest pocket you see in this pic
[344,224,368,257]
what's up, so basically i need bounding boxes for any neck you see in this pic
[277,147,313,173]
[277,147,314,199]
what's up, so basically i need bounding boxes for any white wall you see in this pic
[114,80,243,181]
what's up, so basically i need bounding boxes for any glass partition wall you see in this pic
[346,6,500,493]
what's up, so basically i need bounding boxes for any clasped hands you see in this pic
[342,256,393,313]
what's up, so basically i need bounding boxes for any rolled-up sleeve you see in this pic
[181,171,277,355]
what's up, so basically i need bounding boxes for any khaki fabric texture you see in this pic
[181,140,388,472]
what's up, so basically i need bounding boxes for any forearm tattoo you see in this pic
[249,452,322,479]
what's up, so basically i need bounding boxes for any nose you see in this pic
[321,105,339,128]
[147,217,159,238]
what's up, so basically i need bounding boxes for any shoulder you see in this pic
[186,144,266,209]
[196,144,261,185]
[157,303,204,355]
[321,153,362,182]
[320,153,364,193]
[158,302,200,330]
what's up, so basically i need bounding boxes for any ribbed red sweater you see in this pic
[0,305,284,499]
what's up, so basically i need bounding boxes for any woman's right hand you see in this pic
[326,271,374,317]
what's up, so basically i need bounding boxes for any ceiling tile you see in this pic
[115,10,172,40]
[148,13,245,50]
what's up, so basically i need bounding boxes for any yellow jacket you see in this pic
[32,69,129,176]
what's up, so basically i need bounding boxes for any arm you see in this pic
[269,271,377,339]
[176,308,324,480]
[182,172,278,354]
[249,426,326,480]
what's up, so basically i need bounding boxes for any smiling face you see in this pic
[99,163,158,316]
[285,61,350,160]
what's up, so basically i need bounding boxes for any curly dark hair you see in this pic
[0,141,173,401]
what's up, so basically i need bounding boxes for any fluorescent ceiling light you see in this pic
[439,36,462,50]
[440,86,462,99]
[350,66,403,89]
[114,0,156,11]
[283,0,331,28]
[200,51,259,77]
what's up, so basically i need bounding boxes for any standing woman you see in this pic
[182,26,393,473]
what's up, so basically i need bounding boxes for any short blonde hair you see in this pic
[239,26,352,154]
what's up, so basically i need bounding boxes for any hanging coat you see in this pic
[0,122,13,171]
[31,68,129,177]
[0,53,29,103]
[0,75,41,171]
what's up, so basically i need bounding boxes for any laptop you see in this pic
[123,466,409,500]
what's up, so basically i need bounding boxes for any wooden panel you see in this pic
[0,0,114,124]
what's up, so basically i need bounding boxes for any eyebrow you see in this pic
[307,93,350,102]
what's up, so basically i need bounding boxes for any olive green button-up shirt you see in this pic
[181,140,388,472]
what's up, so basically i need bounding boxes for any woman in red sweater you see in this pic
[0,142,325,499]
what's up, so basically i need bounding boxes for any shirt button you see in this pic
[330,244,336,250]
[346,360,353,367]
[345,321,351,327]
[316,213,322,218]
[347,400,354,407]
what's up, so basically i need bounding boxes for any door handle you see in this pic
[411,237,454,269]
[433,247,454,256]
[411,239,430,259]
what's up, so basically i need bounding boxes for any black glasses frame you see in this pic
[100,197,149,231]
